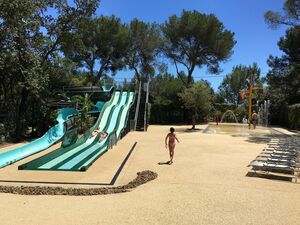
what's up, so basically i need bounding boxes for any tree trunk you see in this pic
[187,65,195,86]
[188,71,193,86]
[89,66,94,82]
[14,88,29,142]
[191,111,196,130]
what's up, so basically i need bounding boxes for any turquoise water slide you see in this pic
[19,91,122,170]
[19,91,135,171]
[57,91,131,171]
[75,91,135,171]
[0,108,78,168]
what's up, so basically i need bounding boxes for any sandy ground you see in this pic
[0,124,300,225]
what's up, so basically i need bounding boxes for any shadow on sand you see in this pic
[245,133,288,144]
[158,161,171,165]
[246,171,294,183]
[175,128,203,134]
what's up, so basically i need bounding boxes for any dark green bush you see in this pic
[288,104,300,130]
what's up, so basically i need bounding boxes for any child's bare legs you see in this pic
[169,149,174,164]
[168,143,175,164]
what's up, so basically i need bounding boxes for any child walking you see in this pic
[165,127,180,165]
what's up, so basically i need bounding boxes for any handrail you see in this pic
[143,79,150,131]
[119,92,135,139]
[134,81,142,131]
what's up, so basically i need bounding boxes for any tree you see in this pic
[125,19,163,81]
[62,15,129,85]
[218,64,262,105]
[265,0,300,28]
[162,10,236,86]
[265,0,300,128]
[267,25,300,105]
[0,0,99,141]
[265,26,300,125]
[179,80,213,129]
[72,93,94,134]
[150,73,186,124]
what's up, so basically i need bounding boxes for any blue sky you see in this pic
[96,0,288,90]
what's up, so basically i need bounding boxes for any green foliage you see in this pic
[178,80,213,120]
[260,0,300,128]
[151,73,184,104]
[62,129,78,147]
[213,103,237,114]
[265,0,300,28]
[126,19,163,81]
[288,104,300,130]
[162,10,236,85]
[265,86,289,126]
[0,0,99,140]
[266,26,300,127]
[150,73,186,124]
[278,26,300,64]
[220,112,237,123]
[63,15,129,84]
[72,93,95,134]
[0,123,4,144]
[234,105,248,122]
[218,64,262,105]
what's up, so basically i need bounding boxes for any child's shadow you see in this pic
[158,161,170,165]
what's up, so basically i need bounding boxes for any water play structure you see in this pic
[258,100,270,127]
[220,110,239,123]
[0,108,78,168]
[0,79,149,171]
[239,73,264,118]
[18,90,135,171]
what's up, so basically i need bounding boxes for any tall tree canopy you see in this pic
[162,10,236,86]
[125,19,163,81]
[265,0,300,28]
[218,64,261,105]
[266,26,300,105]
[62,15,129,85]
[265,0,300,126]
[178,80,213,123]
[0,0,99,140]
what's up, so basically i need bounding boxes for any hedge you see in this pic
[288,104,300,130]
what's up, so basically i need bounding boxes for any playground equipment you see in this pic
[0,78,148,170]
[239,74,264,118]
[0,108,78,168]
[19,90,135,171]
[258,100,270,127]
[220,110,239,123]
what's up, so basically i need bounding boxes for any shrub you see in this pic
[288,104,300,130]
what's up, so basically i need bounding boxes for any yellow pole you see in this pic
[248,73,253,119]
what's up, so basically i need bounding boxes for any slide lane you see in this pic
[37,92,122,170]
[43,92,127,171]
[0,108,77,169]
[57,92,130,171]
[116,92,135,139]
[76,92,135,171]
[19,91,120,170]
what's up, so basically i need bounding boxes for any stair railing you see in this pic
[134,80,142,131]
[143,79,150,131]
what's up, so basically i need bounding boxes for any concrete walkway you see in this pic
[1,125,300,225]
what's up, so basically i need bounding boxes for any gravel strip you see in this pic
[0,170,158,196]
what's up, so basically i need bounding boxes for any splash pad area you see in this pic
[203,123,281,137]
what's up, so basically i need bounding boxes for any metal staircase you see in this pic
[134,80,150,131]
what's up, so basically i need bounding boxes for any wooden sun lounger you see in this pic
[250,161,300,182]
